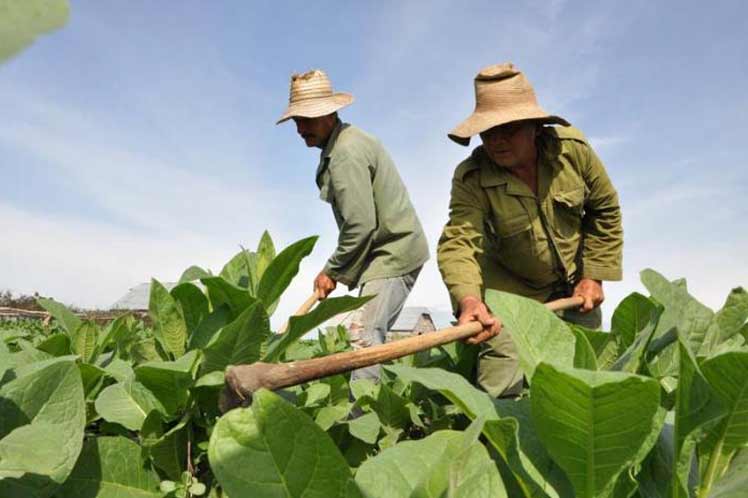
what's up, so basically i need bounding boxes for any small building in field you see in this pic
[111,282,177,311]
[386,306,455,341]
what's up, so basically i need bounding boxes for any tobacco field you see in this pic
[1,232,746,498]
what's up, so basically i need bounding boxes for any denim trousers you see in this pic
[346,267,421,382]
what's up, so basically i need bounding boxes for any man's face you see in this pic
[292,114,337,148]
[479,120,538,168]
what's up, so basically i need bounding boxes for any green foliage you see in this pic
[3,236,747,498]
[0,0,69,63]
[485,290,576,380]
[531,364,665,498]
[0,358,85,498]
[209,389,358,498]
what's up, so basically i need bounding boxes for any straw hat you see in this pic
[276,69,354,124]
[448,63,569,146]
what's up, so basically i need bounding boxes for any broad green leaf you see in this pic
[37,297,81,336]
[348,412,381,444]
[78,362,107,399]
[95,380,164,430]
[203,302,271,373]
[385,365,497,420]
[178,265,211,283]
[611,305,661,374]
[256,230,276,283]
[95,315,130,356]
[129,337,162,364]
[699,288,748,356]
[188,305,231,350]
[201,276,255,318]
[611,292,658,352]
[256,236,318,311]
[220,248,258,291]
[413,417,506,498]
[170,282,209,334]
[147,421,188,481]
[322,374,352,407]
[316,405,352,431]
[356,425,505,498]
[209,389,360,498]
[373,382,410,429]
[72,321,99,363]
[485,290,575,380]
[530,363,665,498]
[6,354,74,380]
[641,269,713,362]
[571,325,598,370]
[57,436,161,498]
[0,422,70,481]
[134,351,198,416]
[378,427,403,450]
[103,357,135,382]
[36,333,72,356]
[698,351,748,493]
[303,383,331,407]
[149,279,187,358]
[492,398,574,498]
[0,0,69,63]
[708,449,748,498]
[195,370,224,388]
[263,295,372,361]
[637,423,677,498]
[672,339,724,497]
[0,359,85,498]
[350,378,378,401]
[569,323,617,362]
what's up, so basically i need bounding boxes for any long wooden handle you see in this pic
[277,292,320,334]
[223,296,582,408]
[225,320,484,404]
[545,295,584,312]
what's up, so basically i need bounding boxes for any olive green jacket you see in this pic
[317,120,429,288]
[437,126,623,308]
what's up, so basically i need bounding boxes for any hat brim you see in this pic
[448,106,570,146]
[276,93,354,125]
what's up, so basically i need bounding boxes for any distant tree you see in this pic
[0,290,45,311]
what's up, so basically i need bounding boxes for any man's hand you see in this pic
[314,271,337,299]
[458,296,501,344]
[573,278,604,312]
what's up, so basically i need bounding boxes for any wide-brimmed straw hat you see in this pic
[448,63,569,146]
[276,69,354,125]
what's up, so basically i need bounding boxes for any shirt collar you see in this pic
[320,118,347,159]
[316,119,348,184]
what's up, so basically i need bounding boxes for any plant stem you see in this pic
[696,438,723,498]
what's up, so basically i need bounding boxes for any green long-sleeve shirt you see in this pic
[316,120,429,288]
[437,126,623,309]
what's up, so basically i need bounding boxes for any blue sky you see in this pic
[1,0,746,326]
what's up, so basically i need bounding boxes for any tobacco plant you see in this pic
[0,232,746,498]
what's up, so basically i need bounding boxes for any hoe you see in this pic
[220,295,584,411]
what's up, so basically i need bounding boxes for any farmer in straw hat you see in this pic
[437,63,623,397]
[277,69,429,381]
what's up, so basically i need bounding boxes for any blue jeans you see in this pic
[346,267,421,382]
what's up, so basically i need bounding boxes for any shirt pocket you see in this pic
[552,186,585,239]
[494,213,536,256]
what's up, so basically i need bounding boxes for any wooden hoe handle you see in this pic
[545,295,585,312]
[277,291,320,335]
[220,296,586,411]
